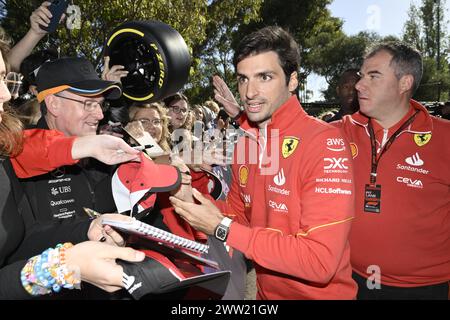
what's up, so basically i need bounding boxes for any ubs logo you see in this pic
[51,186,72,196]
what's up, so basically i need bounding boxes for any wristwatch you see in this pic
[214,217,233,242]
[232,109,243,121]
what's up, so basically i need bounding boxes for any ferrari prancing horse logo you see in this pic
[282,137,300,158]
[414,133,432,147]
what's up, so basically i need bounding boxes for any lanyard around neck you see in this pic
[367,110,419,184]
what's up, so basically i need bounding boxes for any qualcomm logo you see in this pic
[405,153,424,167]
[273,169,286,186]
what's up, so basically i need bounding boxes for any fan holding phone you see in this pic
[35,0,69,34]
[6,2,67,73]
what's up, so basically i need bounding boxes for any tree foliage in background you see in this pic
[230,0,341,101]
[2,0,448,104]
[0,0,262,102]
[306,31,375,101]
[186,0,342,103]
[307,32,402,101]
[402,0,449,101]
[185,0,263,103]
[403,3,424,53]
[0,0,363,103]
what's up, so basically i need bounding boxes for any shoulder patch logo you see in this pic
[414,134,432,147]
[350,143,358,159]
[282,137,300,158]
[238,165,249,187]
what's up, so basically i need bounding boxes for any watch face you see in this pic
[216,226,227,241]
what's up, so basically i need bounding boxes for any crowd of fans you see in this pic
[0,2,448,301]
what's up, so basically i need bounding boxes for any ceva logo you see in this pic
[396,177,424,189]
[268,200,288,212]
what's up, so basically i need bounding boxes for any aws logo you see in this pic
[326,138,345,152]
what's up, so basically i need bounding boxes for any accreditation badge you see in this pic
[364,184,381,213]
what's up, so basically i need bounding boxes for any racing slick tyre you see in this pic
[104,20,191,103]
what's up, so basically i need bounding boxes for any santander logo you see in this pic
[405,153,424,167]
[273,169,286,186]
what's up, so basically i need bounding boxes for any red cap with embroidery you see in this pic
[112,153,181,217]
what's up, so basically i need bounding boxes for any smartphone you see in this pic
[40,0,69,33]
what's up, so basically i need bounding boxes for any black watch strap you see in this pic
[232,110,243,121]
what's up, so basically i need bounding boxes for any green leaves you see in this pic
[402,0,449,101]
[1,0,262,101]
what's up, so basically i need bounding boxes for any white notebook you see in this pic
[102,219,209,254]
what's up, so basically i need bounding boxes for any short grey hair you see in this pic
[365,41,423,94]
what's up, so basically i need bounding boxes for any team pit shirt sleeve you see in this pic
[11,129,78,178]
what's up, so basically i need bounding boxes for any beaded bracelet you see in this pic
[21,243,81,296]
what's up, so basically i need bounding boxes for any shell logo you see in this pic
[350,143,358,159]
[239,165,249,187]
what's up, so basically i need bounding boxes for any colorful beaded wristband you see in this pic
[21,243,81,296]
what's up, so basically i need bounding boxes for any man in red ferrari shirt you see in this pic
[334,42,449,299]
[170,26,357,299]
